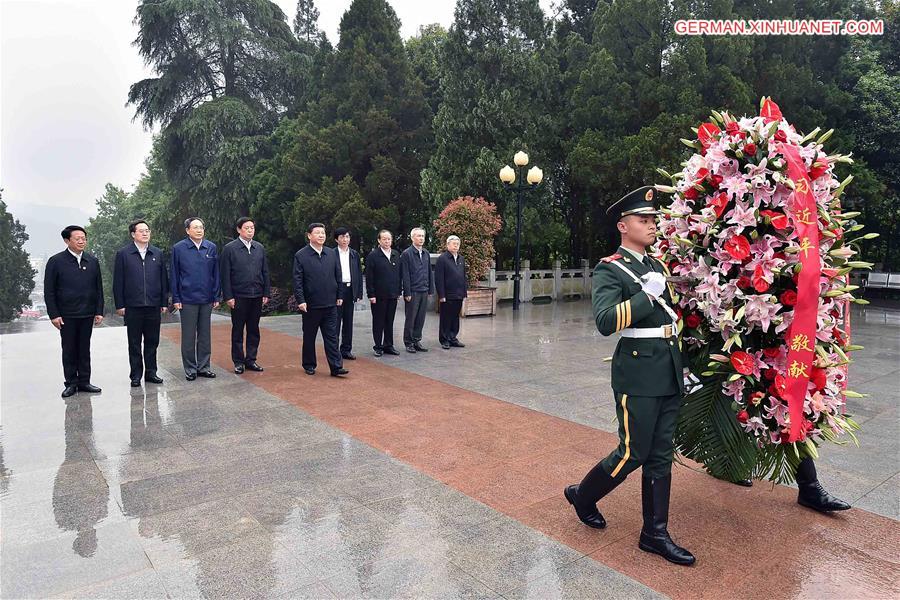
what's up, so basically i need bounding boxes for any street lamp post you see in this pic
[499,152,543,311]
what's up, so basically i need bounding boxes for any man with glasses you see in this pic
[113,220,169,387]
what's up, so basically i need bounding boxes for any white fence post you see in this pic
[553,260,562,300]
[521,260,532,302]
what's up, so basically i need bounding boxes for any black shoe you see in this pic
[733,478,753,487]
[186,373,197,381]
[145,374,164,384]
[441,342,450,349]
[130,379,141,388]
[197,371,216,378]
[413,343,428,352]
[406,345,417,353]
[330,368,349,377]
[342,353,356,360]
[564,485,607,529]
[304,368,316,375]
[449,340,465,347]
[798,481,851,513]
[234,364,245,374]
[638,475,695,566]
[61,385,77,398]
[78,384,102,393]
[383,347,400,355]
[373,348,383,357]
[245,362,264,372]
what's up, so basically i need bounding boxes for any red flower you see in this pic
[760,98,783,122]
[780,290,797,306]
[725,121,741,136]
[803,419,816,433]
[760,209,788,230]
[743,143,758,156]
[821,268,839,279]
[730,351,754,375]
[698,122,721,147]
[724,235,751,261]
[752,265,770,293]
[695,168,709,181]
[774,130,788,143]
[709,173,724,187]
[832,327,846,346]
[683,186,700,200]
[764,368,777,381]
[763,347,780,358]
[737,275,752,289]
[808,156,829,179]
[811,367,827,391]
[774,374,787,396]
[749,391,765,406]
[685,313,702,329]
[736,410,749,424]
[707,191,729,218]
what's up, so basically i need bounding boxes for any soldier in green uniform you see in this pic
[564,186,695,566]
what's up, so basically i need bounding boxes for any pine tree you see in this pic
[0,195,36,322]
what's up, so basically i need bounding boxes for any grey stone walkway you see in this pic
[1,300,897,598]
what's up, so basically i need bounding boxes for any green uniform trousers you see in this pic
[600,391,681,479]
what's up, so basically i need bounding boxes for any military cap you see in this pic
[606,186,659,221]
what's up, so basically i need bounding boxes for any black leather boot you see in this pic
[564,463,622,529]
[638,474,695,565]
[796,457,850,512]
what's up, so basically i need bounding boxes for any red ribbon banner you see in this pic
[779,144,821,443]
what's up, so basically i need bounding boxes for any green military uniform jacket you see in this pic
[592,246,684,397]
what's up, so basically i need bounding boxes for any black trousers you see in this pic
[336,284,355,355]
[124,306,161,380]
[301,306,342,372]
[231,296,263,366]
[403,292,429,346]
[438,299,463,344]
[370,297,397,351]
[60,316,94,386]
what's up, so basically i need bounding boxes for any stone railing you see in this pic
[481,260,592,303]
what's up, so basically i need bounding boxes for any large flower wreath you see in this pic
[655,98,875,483]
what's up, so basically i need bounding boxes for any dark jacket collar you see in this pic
[127,243,159,255]
[183,237,210,250]
[617,245,651,276]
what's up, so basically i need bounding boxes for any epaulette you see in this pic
[600,253,622,263]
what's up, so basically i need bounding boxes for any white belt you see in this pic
[621,325,676,339]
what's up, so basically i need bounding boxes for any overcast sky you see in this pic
[0,0,553,218]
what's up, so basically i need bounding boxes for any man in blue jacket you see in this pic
[220,217,270,374]
[171,217,220,380]
[434,235,467,350]
[333,227,363,360]
[44,225,104,398]
[292,223,348,377]
[400,227,434,353]
[113,220,169,387]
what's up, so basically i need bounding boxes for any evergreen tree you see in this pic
[293,0,322,44]
[0,194,36,322]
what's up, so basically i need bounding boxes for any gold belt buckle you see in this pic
[663,324,673,338]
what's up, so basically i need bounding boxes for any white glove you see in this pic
[640,271,666,298]
[683,369,702,393]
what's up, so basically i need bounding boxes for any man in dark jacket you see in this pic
[292,223,348,377]
[434,235,467,350]
[400,227,434,353]
[113,220,168,387]
[221,217,271,374]
[365,229,402,357]
[44,225,104,398]
[333,227,363,360]
[171,217,220,380]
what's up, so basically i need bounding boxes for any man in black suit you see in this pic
[435,235,467,350]
[113,220,169,387]
[292,223,348,377]
[44,225,104,398]
[365,229,402,357]
[333,227,363,360]
[221,217,271,374]
[400,227,434,353]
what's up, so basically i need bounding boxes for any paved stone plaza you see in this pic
[1,300,898,598]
